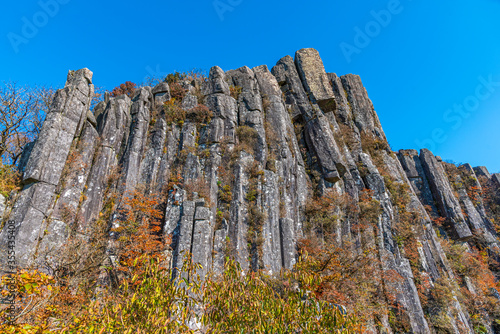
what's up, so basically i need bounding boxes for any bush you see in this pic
[0,164,21,198]
[0,251,361,333]
[163,100,186,126]
[202,259,360,333]
[169,82,186,101]
[186,104,213,125]
[236,126,259,155]
[165,71,186,84]
[229,85,242,100]
[110,81,136,98]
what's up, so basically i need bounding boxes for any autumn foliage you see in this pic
[0,186,361,333]
[110,81,137,98]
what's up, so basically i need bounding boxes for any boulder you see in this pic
[294,48,336,112]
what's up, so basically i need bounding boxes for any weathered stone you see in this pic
[138,118,167,192]
[255,64,308,249]
[52,122,98,224]
[473,166,491,179]
[341,74,386,142]
[118,87,151,196]
[195,206,210,221]
[0,182,56,266]
[152,82,171,107]
[212,222,228,273]
[175,200,196,262]
[305,116,346,181]
[228,152,254,271]
[0,194,5,220]
[271,55,315,121]
[227,66,267,163]
[203,94,237,144]
[204,66,230,96]
[181,93,198,110]
[398,149,440,217]
[180,121,197,150]
[279,218,296,269]
[359,153,431,334]
[0,69,94,268]
[261,170,281,274]
[492,173,500,187]
[294,48,336,112]
[155,126,180,194]
[192,207,213,278]
[78,95,132,228]
[18,141,35,174]
[327,73,352,124]
[419,149,472,240]
[24,69,94,185]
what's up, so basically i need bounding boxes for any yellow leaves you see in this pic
[0,164,21,197]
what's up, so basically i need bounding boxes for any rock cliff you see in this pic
[1,49,500,333]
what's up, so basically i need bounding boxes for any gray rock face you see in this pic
[341,74,386,141]
[24,69,94,185]
[473,166,491,179]
[0,194,5,220]
[358,152,431,334]
[152,82,171,108]
[204,66,230,96]
[0,69,94,268]
[203,94,237,144]
[419,149,472,240]
[118,88,152,197]
[254,64,308,270]
[261,170,281,273]
[3,50,499,333]
[52,121,98,225]
[226,66,267,163]
[78,95,132,229]
[17,142,35,174]
[138,118,167,193]
[305,116,346,182]
[492,173,500,187]
[327,73,352,125]
[272,55,315,121]
[398,149,440,217]
[294,48,336,112]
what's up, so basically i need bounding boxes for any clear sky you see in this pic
[1,0,499,172]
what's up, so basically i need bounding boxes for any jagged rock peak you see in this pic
[1,49,500,334]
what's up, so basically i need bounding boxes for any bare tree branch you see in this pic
[0,82,55,165]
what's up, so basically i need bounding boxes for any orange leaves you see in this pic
[186,104,213,125]
[297,236,390,328]
[110,81,136,98]
[169,82,186,101]
[114,189,166,276]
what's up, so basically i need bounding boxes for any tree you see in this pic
[0,82,53,165]
[110,81,136,98]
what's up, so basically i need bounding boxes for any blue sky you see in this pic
[1,0,500,172]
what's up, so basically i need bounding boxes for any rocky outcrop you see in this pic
[0,69,94,267]
[341,74,387,142]
[419,149,473,240]
[294,48,336,113]
[2,49,499,334]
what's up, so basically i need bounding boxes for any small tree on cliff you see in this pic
[110,81,136,98]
